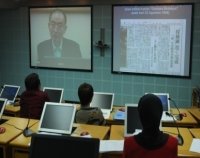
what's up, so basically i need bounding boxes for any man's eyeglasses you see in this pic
[49,22,65,28]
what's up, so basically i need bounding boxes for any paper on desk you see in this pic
[99,140,124,153]
[189,138,200,153]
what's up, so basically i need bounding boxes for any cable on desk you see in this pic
[5,122,23,131]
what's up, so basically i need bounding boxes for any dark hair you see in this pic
[49,9,67,24]
[25,73,41,91]
[78,83,93,107]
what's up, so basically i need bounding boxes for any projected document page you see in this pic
[119,19,186,75]
[112,4,192,77]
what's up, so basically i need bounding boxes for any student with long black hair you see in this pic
[20,73,49,119]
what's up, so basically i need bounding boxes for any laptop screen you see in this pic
[151,93,170,112]
[0,85,20,103]
[29,134,100,158]
[38,102,76,135]
[0,98,7,118]
[90,92,114,110]
[124,104,142,136]
[43,87,64,103]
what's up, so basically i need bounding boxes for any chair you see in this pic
[192,87,200,108]
[29,133,100,158]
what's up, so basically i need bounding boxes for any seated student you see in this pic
[75,83,106,125]
[122,94,178,158]
[20,73,49,119]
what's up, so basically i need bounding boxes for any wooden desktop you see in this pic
[3,105,199,127]
[9,121,110,158]
[109,107,198,127]
[4,104,20,117]
[187,108,200,124]
[189,128,200,138]
[0,117,38,158]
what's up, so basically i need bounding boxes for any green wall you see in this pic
[0,3,200,107]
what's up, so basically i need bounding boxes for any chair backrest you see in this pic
[192,87,200,108]
[29,133,100,158]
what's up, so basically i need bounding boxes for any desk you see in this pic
[162,108,198,127]
[4,105,20,117]
[187,108,200,124]
[10,123,110,158]
[189,128,200,138]
[107,106,124,125]
[0,117,38,158]
[109,107,198,127]
[108,125,200,158]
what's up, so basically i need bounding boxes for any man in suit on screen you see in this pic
[37,9,82,65]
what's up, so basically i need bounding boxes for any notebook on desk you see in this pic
[146,93,173,122]
[43,87,64,103]
[0,98,8,124]
[90,92,114,119]
[38,102,76,135]
[0,84,20,105]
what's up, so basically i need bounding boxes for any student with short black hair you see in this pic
[122,94,178,158]
[75,83,105,125]
[20,73,49,119]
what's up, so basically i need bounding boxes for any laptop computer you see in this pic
[43,87,64,103]
[90,92,114,119]
[147,93,173,122]
[29,133,100,158]
[38,102,76,135]
[0,84,20,105]
[0,98,8,124]
[124,104,142,136]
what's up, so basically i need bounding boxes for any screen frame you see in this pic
[124,103,142,136]
[43,87,64,103]
[146,92,170,112]
[38,102,76,135]
[29,5,93,72]
[0,98,7,118]
[0,84,20,103]
[90,92,115,111]
[111,3,193,78]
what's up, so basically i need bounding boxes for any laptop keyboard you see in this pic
[161,112,174,122]
[103,112,110,119]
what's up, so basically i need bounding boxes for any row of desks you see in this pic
[0,116,200,158]
[107,107,200,127]
[4,105,200,127]
[2,106,200,158]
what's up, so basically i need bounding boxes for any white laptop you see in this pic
[43,87,64,103]
[0,84,20,105]
[90,92,114,119]
[124,104,142,136]
[147,93,173,122]
[38,102,76,135]
[0,98,8,124]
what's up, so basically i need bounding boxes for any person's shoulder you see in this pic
[20,91,27,98]
[38,39,51,47]
[124,136,137,147]
[63,38,80,46]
